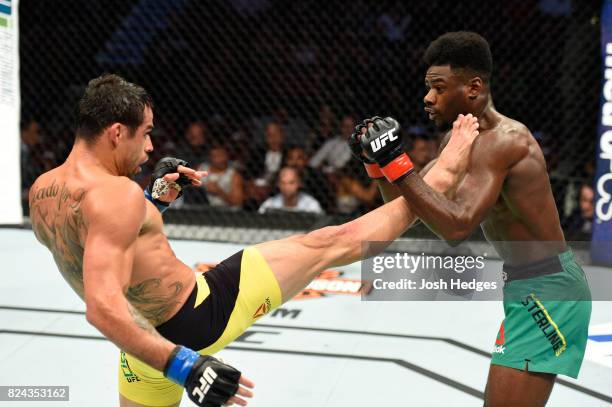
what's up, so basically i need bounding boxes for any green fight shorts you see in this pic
[491,250,592,378]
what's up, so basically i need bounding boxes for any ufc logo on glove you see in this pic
[192,367,218,403]
[358,117,414,183]
[370,129,399,152]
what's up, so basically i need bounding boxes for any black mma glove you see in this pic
[164,346,241,407]
[145,157,193,211]
[358,116,414,183]
[348,116,384,179]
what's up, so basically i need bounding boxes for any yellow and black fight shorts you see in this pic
[118,246,282,406]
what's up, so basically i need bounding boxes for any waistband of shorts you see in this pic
[502,250,572,283]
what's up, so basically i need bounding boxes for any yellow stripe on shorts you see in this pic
[531,293,567,356]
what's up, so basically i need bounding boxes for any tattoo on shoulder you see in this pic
[29,180,87,296]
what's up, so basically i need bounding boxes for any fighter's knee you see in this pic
[306,224,361,267]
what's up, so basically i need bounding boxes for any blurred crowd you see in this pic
[19,0,598,240]
[20,103,595,240]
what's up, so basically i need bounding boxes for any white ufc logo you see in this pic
[192,366,218,403]
[370,129,398,152]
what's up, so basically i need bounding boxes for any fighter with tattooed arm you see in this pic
[29,73,478,407]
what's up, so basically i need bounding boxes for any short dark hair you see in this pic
[209,142,227,152]
[424,31,493,82]
[75,74,153,142]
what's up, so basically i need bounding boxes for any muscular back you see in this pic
[29,162,195,325]
[455,114,566,263]
[30,171,88,296]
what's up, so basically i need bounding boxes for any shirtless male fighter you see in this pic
[351,32,591,407]
[28,74,479,407]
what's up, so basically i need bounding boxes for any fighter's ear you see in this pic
[467,76,484,100]
[106,123,122,146]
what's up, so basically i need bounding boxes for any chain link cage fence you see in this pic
[19,0,601,244]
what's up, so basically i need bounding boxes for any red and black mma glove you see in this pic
[348,116,385,179]
[145,157,193,213]
[358,117,414,183]
[164,345,241,407]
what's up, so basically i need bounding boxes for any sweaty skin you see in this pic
[28,106,196,373]
[29,98,479,407]
[387,63,569,407]
[29,104,258,407]
[400,110,566,263]
[395,66,566,264]
[29,172,194,325]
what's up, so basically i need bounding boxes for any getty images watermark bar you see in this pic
[360,241,597,301]
[0,386,69,401]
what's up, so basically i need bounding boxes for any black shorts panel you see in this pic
[155,250,243,350]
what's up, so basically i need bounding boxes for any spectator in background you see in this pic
[428,136,442,161]
[259,167,323,214]
[284,146,334,213]
[198,144,244,209]
[309,114,354,174]
[377,5,412,42]
[254,106,310,148]
[331,161,380,216]
[248,121,286,184]
[579,184,594,231]
[276,107,310,149]
[150,125,175,158]
[408,134,432,173]
[534,130,568,215]
[227,123,253,175]
[175,121,209,166]
[20,119,46,204]
[306,104,336,155]
[243,121,287,210]
[564,183,594,241]
[21,119,41,163]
